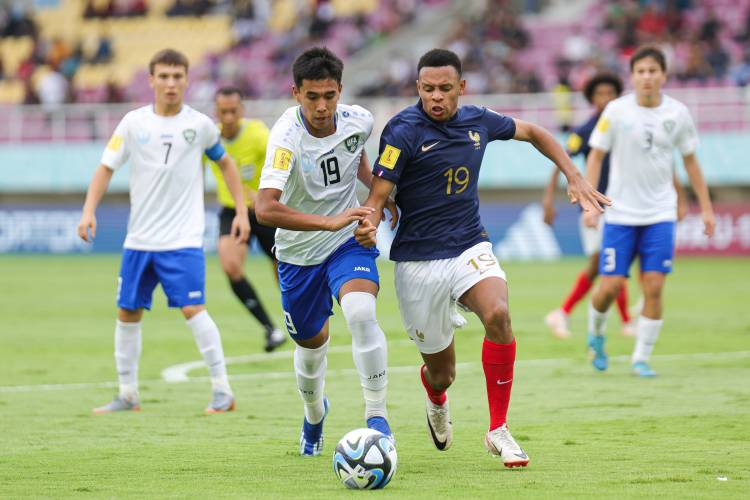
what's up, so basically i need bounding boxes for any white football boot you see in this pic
[425,396,453,451]
[545,308,571,339]
[484,423,529,468]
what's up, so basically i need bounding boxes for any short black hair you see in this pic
[630,45,667,72]
[583,72,623,103]
[292,47,344,88]
[417,48,462,77]
[215,86,244,100]
[149,48,189,75]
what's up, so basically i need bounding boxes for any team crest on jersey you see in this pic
[468,130,481,149]
[182,128,197,144]
[344,134,360,153]
[135,130,150,144]
[663,120,676,133]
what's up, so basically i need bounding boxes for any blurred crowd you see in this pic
[2,0,750,106]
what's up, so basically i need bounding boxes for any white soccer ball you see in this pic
[332,428,397,489]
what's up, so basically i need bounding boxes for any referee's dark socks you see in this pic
[230,277,275,334]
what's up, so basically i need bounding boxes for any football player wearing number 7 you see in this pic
[77,49,250,414]
[583,46,715,378]
[355,48,610,467]
[255,47,399,456]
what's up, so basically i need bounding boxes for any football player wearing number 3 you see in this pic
[356,49,610,468]
[255,48,399,456]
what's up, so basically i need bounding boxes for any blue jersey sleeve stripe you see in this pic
[205,142,226,161]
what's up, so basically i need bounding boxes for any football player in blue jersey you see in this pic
[355,49,609,467]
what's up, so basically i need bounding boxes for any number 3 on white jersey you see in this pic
[603,247,616,272]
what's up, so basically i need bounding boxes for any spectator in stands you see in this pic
[677,39,712,83]
[705,37,730,80]
[91,32,114,64]
[84,0,113,19]
[60,41,84,79]
[36,67,69,111]
[231,0,270,45]
[112,0,147,17]
[699,6,721,42]
[1,1,38,38]
[167,0,213,17]
[730,47,750,86]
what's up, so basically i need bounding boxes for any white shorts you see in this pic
[579,213,603,256]
[394,241,507,355]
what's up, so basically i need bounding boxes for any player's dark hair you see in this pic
[583,72,623,103]
[630,45,667,72]
[292,47,344,88]
[215,86,244,100]
[417,49,462,77]
[149,48,189,74]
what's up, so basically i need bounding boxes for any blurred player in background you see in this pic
[585,46,715,377]
[542,73,632,339]
[255,48,399,456]
[77,49,249,414]
[356,48,609,467]
[544,73,689,340]
[206,87,286,352]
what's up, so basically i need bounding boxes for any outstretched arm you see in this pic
[513,119,610,214]
[542,167,560,225]
[355,176,397,248]
[682,153,715,237]
[216,154,250,243]
[77,165,114,242]
[582,148,607,228]
[255,188,374,232]
[673,170,689,221]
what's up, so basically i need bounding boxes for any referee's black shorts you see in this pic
[218,206,276,260]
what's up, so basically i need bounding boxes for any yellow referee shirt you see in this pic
[207,118,270,208]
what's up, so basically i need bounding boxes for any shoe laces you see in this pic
[492,424,521,452]
[430,403,450,433]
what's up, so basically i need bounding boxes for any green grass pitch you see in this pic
[0,255,748,498]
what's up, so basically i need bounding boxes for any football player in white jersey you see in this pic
[77,49,250,413]
[584,46,715,377]
[255,47,398,456]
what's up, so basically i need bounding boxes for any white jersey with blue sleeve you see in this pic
[258,104,374,265]
[101,105,224,250]
[589,93,698,225]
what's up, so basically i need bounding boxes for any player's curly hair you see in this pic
[583,72,623,104]
[417,49,462,77]
[148,49,189,75]
[292,47,344,88]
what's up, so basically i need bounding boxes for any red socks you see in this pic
[561,272,593,314]
[615,282,630,323]
[482,338,516,431]
[420,364,446,405]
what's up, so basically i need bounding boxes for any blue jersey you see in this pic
[373,102,516,261]
[567,112,610,195]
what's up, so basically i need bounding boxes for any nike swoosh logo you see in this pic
[496,379,513,385]
[421,141,440,152]
[426,411,450,451]
[514,452,528,459]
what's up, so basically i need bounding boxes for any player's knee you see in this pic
[341,292,377,326]
[481,302,511,332]
[429,367,455,392]
[221,258,243,281]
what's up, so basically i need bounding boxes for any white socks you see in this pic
[632,316,663,363]
[294,339,329,424]
[588,302,609,336]
[115,320,141,402]
[187,310,231,395]
[341,292,388,420]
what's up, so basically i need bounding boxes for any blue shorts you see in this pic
[117,248,206,310]
[599,222,676,277]
[278,237,380,339]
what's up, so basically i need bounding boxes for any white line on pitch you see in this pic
[1,350,747,394]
